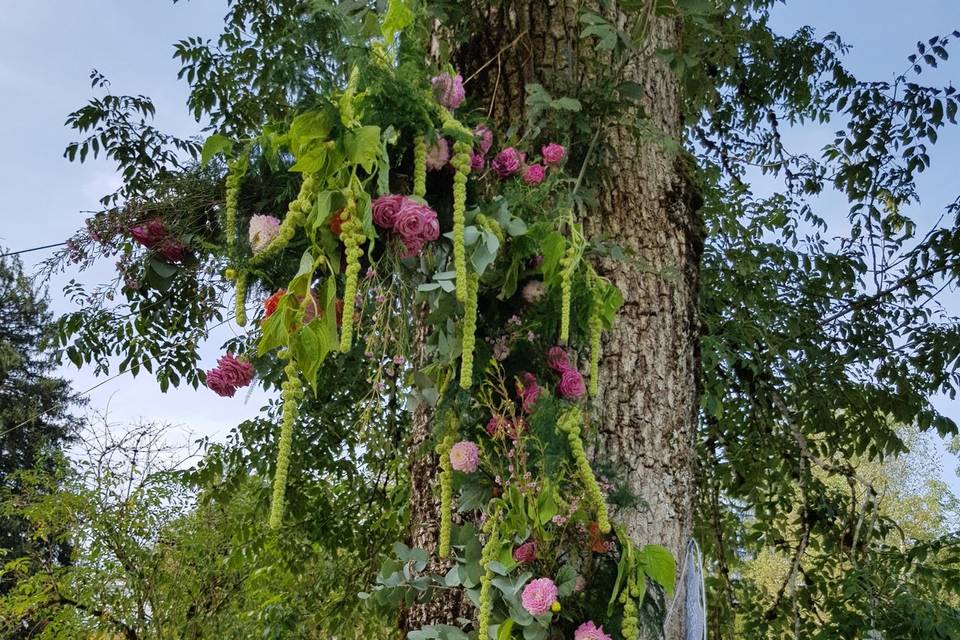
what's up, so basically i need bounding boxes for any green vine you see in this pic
[557,407,610,533]
[459,272,478,390]
[269,359,302,529]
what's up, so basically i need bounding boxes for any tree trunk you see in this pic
[405,2,702,637]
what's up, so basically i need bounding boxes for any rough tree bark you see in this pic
[404,1,702,637]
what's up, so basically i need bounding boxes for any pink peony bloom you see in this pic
[248,214,281,253]
[558,367,586,400]
[449,441,479,473]
[216,353,255,388]
[492,147,522,178]
[574,621,612,640]
[518,372,540,414]
[205,368,236,397]
[431,73,466,110]
[522,164,546,186]
[470,151,486,172]
[513,540,537,563]
[546,346,570,372]
[373,194,406,230]
[425,137,450,170]
[542,143,566,166]
[473,125,493,155]
[520,577,558,616]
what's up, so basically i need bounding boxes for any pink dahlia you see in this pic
[558,367,586,400]
[513,540,537,563]
[546,346,570,372]
[431,72,466,110]
[522,164,546,186]
[425,137,450,170]
[574,621,612,640]
[518,372,540,414]
[473,125,494,155]
[492,147,522,178]
[520,577,558,616]
[449,441,479,473]
[541,143,566,166]
[373,194,405,230]
[248,214,281,253]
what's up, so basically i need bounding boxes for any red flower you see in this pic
[513,540,537,563]
[264,289,285,319]
[329,209,344,236]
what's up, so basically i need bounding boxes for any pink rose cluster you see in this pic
[129,218,188,263]
[431,72,465,110]
[574,621,612,640]
[520,577,558,616]
[205,353,254,398]
[548,346,586,400]
[449,440,479,473]
[490,142,567,186]
[372,194,440,258]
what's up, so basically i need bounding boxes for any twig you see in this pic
[463,31,528,86]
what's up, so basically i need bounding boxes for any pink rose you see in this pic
[558,367,586,400]
[473,125,493,155]
[248,214,281,253]
[513,540,537,563]
[546,346,569,372]
[574,621,612,640]
[373,194,405,230]
[449,441,479,473]
[518,372,540,414]
[520,577,558,616]
[522,164,546,186]
[470,151,486,172]
[157,239,187,263]
[492,147,522,178]
[394,206,426,240]
[205,368,236,397]
[542,142,566,166]
[217,353,254,388]
[130,218,165,248]
[431,73,466,110]
[425,137,450,170]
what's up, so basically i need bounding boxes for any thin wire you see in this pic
[0,242,68,258]
[0,316,235,441]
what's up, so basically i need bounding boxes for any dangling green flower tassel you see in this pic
[474,213,504,245]
[413,136,427,198]
[225,160,241,250]
[451,140,471,303]
[436,433,455,558]
[339,191,364,353]
[270,360,302,528]
[559,240,576,345]
[558,407,610,533]
[477,510,500,640]
[620,580,640,640]
[460,272,479,390]
[234,271,248,327]
[251,174,316,267]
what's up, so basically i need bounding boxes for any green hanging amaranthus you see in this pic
[250,174,317,267]
[413,135,427,198]
[269,359,302,529]
[450,139,471,303]
[476,508,500,640]
[339,187,364,353]
[234,271,249,327]
[557,407,610,533]
[436,432,455,558]
[558,213,583,345]
[620,578,640,640]
[459,272,479,389]
[225,158,241,250]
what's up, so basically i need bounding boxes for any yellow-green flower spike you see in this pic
[474,213,504,245]
[413,136,426,198]
[459,272,479,390]
[436,434,455,558]
[557,407,610,533]
[225,160,240,250]
[234,270,248,327]
[250,174,316,267]
[620,582,639,640]
[451,140,471,303]
[269,360,302,528]
[559,240,576,344]
[338,192,364,353]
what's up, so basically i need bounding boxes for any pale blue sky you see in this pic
[1,2,957,487]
